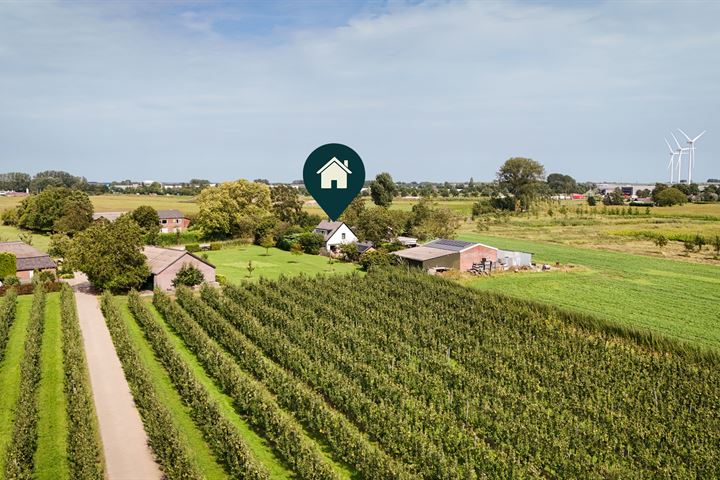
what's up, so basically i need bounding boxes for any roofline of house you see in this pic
[149,248,215,275]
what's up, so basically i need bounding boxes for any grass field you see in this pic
[205,245,360,282]
[456,233,720,349]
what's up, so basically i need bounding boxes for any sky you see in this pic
[0,0,718,183]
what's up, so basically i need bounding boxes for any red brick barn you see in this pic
[423,239,498,271]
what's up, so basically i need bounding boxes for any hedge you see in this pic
[0,282,61,297]
[4,286,46,479]
[152,289,340,480]
[60,285,105,479]
[99,293,202,480]
[0,252,15,278]
[126,291,268,480]
[0,289,18,363]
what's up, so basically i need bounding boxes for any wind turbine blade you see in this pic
[678,129,691,142]
[692,130,706,142]
[671,132,682,148]
[665,138,674,153]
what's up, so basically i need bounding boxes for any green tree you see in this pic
[130,206,161,245]
[30,170,87,193]
[195,179,273,239]
[712,235,720,257]
[603,188,625,206]
[587,195,597,206]
[497,158,546,210]
[172,263,205,288]
[356,207,409,244]
[15,187,93,234]
[654,187,687,207]
[259,235,275,255]
[370,172,398,207]
[654,235,668,250]
[66,216,150,292]
[651,183,668,203]
[48,234,72,258]
[0,172,31,192]
[0,252,15,278]
[246,260,256,277]
[546,173,578,195]
[270,185,303,224]
[340,195,366,227]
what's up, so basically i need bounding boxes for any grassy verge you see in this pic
[0,295,33,472]
[142,300,293,480]
[33,293,69,480]
[457,233,720,349]
[115,297,228,480]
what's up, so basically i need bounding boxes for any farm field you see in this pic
[0,286,103,478]
[457,233,720,349]
[204,245,360,282]
[0,194,200,215]
[97,271,718,478]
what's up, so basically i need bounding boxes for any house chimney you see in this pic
[343,160,349,168]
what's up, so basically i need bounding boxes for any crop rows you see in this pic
[0,289,17,362]
[106,268,718,479]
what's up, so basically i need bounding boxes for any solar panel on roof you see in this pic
[424,239,476,251]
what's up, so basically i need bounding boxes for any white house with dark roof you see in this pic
[313,220,358,253]
[316,157,351,189]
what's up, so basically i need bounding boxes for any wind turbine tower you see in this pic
[664,138,677,183]
[678,129,706,185]
[671,133,688,183]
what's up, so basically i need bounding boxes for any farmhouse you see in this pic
[316,157,351,189]
[142,246,215,291]
[158,209,190,233]
[313,220,358,253]
[0,241,56,281]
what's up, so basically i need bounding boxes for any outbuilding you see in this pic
[497,250,533,269]
[391,245,460,270]
[0,241,56,281]
[142,246,215,291]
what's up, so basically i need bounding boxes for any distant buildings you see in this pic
[92,209,190,233]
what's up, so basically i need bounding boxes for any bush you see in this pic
[3,275,20,287]
[655,187,687,207]
[185,243,200,253]
[36,270,56,284]
[0,252,15,278]
[359,250,398,271]
[587,196,597,206]
[172,263,205,288]
[209,242,222,251]
[215,274,227,285]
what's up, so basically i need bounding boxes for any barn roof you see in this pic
[0,241,56,271]
[314,220,344,241]
[391,246,456,262]
[142,246,214,275]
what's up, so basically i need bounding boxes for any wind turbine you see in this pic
[671,132,689,183]
[678,129,706,185]
[664,138,677,183]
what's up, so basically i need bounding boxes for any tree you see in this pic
[66,216,150,292]
[130,206,161,244]
[14,187,93,234]
[259,235,274,255]
[693,234,706,252]
[339,242,361,262]
[409,201,460,240]
[195,179,273,239]
[296,232,324,255]
[370,172,398,207]
[603,188,625,206]
[270,185,303,224]
[651,183,669,203]
[246,260,256,277]
[712,235,720,257]
[546,173,578,195]
[48,234,72,258]
[497,158,545,210]
[654,235,668,250]
[0,172,31,192]
[587,195,597,206]
[340,195,366,227]
[172,263,205,288]
[654,188,687,207]
[355,207,409,244]
[30,170,87,193]
[359,250,399,271]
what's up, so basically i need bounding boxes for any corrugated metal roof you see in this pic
[391,246,456,261]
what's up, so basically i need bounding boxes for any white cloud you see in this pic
[0,0,718,182]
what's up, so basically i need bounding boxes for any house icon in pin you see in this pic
[316,157,352,189]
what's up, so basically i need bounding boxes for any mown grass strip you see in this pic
[0,290,18,362]
[152,289,344,480]
[115,295,232,480]
[60,286,105,479]
[141,300,293,480]
[99,293,202,480]
[33,292,69,480]
[4,286,46,479]
[0,294,32,473]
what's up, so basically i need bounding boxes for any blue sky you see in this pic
[0,0,718,183]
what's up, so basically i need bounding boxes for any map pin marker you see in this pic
[303,143,366,221]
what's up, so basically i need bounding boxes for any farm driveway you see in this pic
[75,291,162,480]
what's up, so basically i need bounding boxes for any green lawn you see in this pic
[205,245,360,283]
[116,298,228,480]
[142,300,293,479]
[457,233,720,349]
[34,293,69,480]
[0,295,33,472]
[0,224,51,253]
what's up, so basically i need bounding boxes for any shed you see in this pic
[497,250,533,269]
[391,246,460,270]
[142,246,215,291]
[0,241,56,281]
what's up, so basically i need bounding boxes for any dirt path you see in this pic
[75,291,162,480]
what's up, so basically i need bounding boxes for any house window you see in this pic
[162,219,167,224]
[341,233,346,240]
